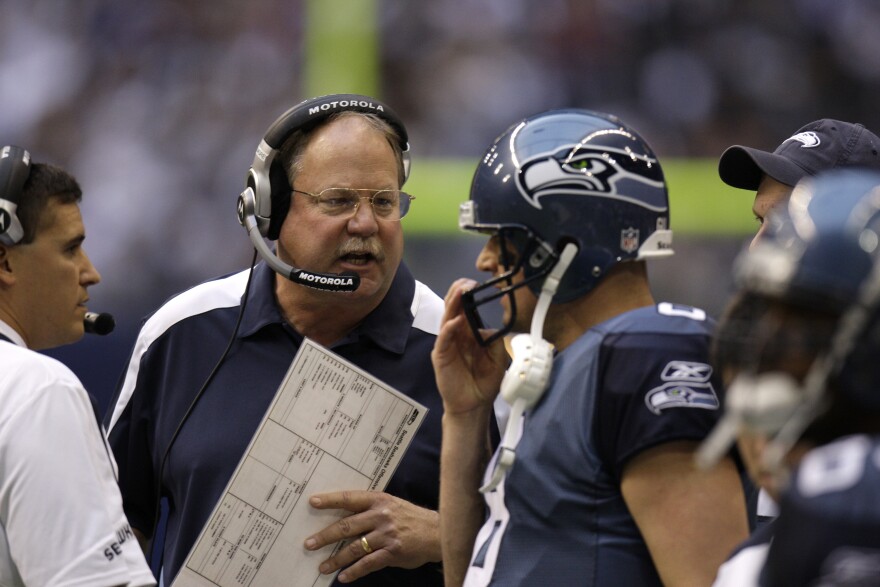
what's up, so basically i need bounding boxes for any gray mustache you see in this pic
[337,238,384,262]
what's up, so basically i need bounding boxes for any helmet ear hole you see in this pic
[554,237,579,256]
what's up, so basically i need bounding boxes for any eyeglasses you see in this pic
[292,188,415,220]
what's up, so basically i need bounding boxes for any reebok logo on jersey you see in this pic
[645,360,719,415]
[660,360,712,382]
[784,131,821,148]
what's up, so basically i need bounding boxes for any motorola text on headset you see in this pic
[0,145,114,336]
[235,93,412,292]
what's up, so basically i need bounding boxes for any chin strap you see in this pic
[480,243,578,493]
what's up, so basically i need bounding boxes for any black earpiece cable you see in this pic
[147,249,258,566]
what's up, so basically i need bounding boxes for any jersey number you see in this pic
[657,302,706,321]
[797,436,874,497]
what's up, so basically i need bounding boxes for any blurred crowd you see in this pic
[2,0,880,321]
[1,0,305,316]
[382,0,880,159]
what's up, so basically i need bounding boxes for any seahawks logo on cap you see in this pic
[784,131,821,148]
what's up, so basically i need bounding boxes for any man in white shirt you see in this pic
[0,145,155,586]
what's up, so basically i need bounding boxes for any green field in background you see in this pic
[402,158,757,236]
[302,1,756,238]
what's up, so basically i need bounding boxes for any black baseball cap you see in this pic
[718,119,880,190]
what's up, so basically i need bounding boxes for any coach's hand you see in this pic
[304,490,441,583]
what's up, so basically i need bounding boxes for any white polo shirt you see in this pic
[0,321,155,587]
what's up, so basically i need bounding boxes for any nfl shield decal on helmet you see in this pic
[621,227,640,253]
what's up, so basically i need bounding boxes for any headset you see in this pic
[0,145,31,246]
[236,93,411,292]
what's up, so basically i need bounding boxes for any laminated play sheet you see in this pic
[172,338,426,587]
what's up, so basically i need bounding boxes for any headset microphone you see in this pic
[237,187,360,292]
[84,312,115,335]
[480,242,578,493]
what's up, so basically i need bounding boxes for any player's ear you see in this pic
[0,243,16,285]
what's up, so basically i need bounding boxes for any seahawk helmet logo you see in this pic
[515,144,668,211]
[784,131,821,148]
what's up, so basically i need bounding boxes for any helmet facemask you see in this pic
[698,169,880,473]
[460,223,558,346]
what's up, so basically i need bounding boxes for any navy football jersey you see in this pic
[761,435,880,587]
[464,303,731,586]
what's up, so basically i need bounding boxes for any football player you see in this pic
[432,109,752,586]
[701,168,880,585]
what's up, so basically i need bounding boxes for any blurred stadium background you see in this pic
[3,0,880,412]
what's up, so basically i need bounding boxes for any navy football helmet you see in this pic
[697,168,880,470]
[459,109,673,344]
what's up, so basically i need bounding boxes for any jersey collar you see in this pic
[238,261,416,355]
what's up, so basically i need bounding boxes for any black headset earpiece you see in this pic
[0,145,31,246]
[245,93,411,240]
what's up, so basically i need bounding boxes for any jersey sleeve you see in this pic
[594,327,723,480]
[0,376,155,586]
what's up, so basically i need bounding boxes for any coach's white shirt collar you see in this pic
[0,319,26,347]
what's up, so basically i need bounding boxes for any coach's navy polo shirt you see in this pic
[106,261,445,586]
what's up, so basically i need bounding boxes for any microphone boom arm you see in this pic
[237,188,360,292]
[84,312,115,335]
